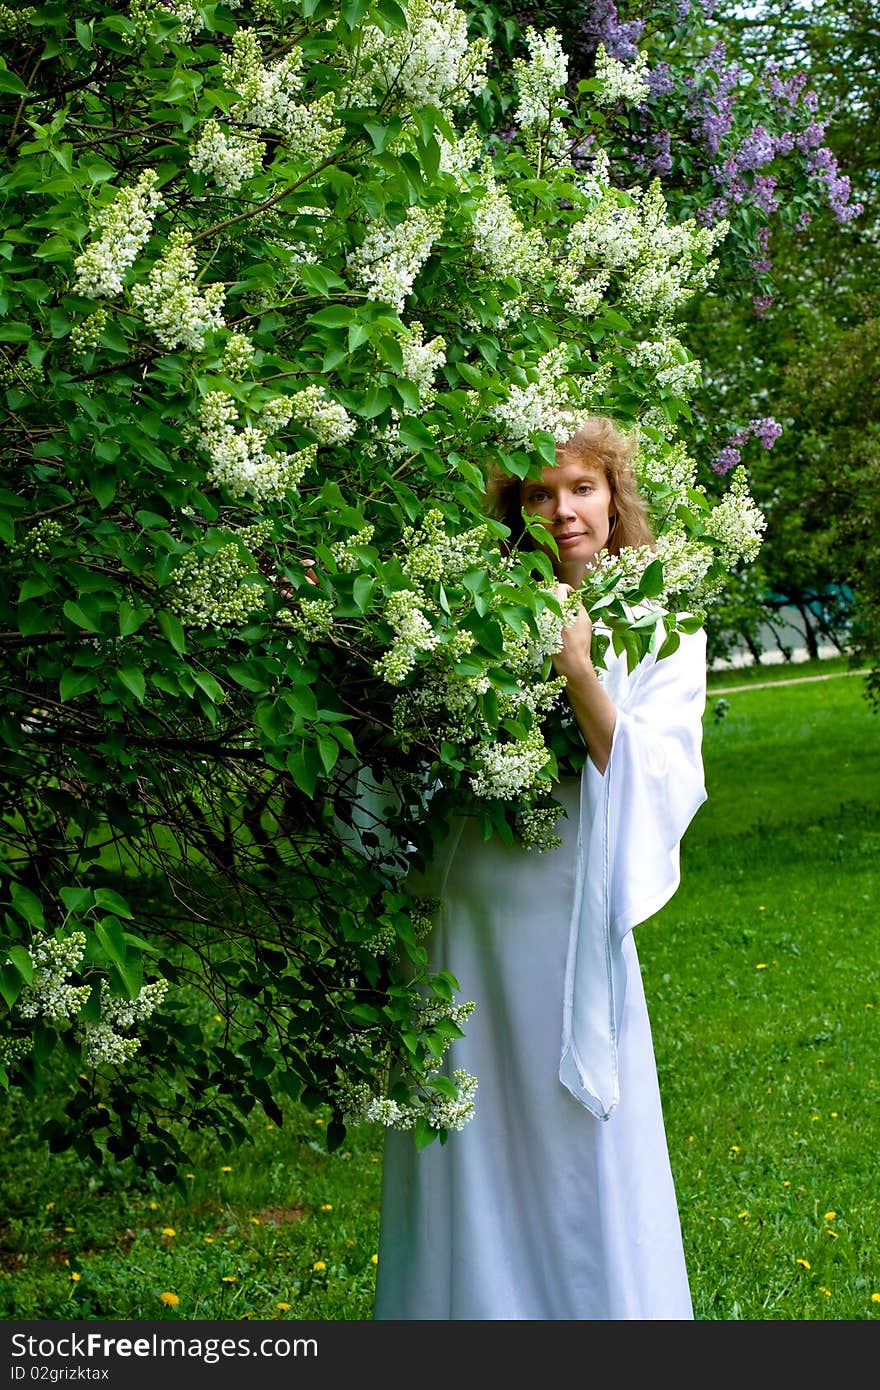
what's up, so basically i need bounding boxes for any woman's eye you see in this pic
[576,484,593,494]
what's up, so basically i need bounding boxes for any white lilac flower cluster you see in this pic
[330,524,375,573]
[222,331,256,380]
[555,153,728,327]
[342,0,489,114]
[437,127,484,183]
[220,28,343,162]
[400,323,447,401]
[703,465,767,564]
[0,1035,29,1069]
[471,170,550,284]
[592,42,651,108]
[167,541,261,629]
[129,0,201,45]
[488,343,581,445]
[629,338,702,396]
[401,509,489,584]
[286,385,356,445]
[131,229,226,351]
[513,26,570,157]
[282,597,334,642]
[198,391,316,501]
[470,724,553,800]
[374,589,440,684]
[339,1067,478,1133]
[73,170,163,299]
[516,802,565,853]
[348,204,446,314]
[17,933,91,1025]
[78,978,169,1068]
[190,120,266,195]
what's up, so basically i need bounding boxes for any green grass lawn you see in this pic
[1,660,878,1321]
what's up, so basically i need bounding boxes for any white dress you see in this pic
[373,628,708,1321]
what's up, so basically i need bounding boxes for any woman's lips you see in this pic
[555,532,586,547]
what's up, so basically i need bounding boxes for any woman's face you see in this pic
[520,456,615,586]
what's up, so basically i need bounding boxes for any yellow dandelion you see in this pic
[688,1135,695,1143]
[71,1272,81,1282]
[871,1293,880,1304]
[221,1276,237,1283]
[186,1173,195,1180]
[811,1114,820,1122]
[371,1253,378,1265]
[213,1014,223,1022]
[756,962,767,970]
[758,905,765,911]
[45,1202,55,1211]
[796,1258,811,1270]
[161,1227,176,1238]
[831,1111,838,1118]
[320,1203,333,1211]
[250,1217,261,1225]
[730,1145,740,1153]
[783,1180,791,1187]
[818,1287,831,1297]
[159,1292,179,1307]
[148,1201,159,1210]
[64,1227,74,1233]
[276,1303,291,1312]
[826,1229,838,1239]
[738,1212,748,1220]
[204,1236,215,1244]
[314,1118,324,1126]
[220,1165,233,1172]
[370,1156,379,1163]
[825,1211,837,1221]
[312,1260,326,1272]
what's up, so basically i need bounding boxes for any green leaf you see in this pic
[10,882,44,927]
[59,669,99,701]
[62,599,101,633]
[7,945,34,984]
[94,889,134,919]
[116,667,146,702]
[0,964,23,1010]
[413,1115,439,1150]
[157,610,186,654]
[193,671,225,704]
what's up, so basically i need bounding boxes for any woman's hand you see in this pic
[549,582,593,682]
[548,583,616,773]
[281,558,319,603]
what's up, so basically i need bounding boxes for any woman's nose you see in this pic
[554,492,576,519]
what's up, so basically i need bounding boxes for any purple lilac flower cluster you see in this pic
[711,416,782,474]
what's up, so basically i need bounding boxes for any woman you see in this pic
[373,417,708,1321]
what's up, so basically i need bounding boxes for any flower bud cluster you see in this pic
[190,120,265,195]
[22,517,63,558]
[70,309,108,357]
[516,803,565,853]
[330,525,375,573]
[401,510,489,584]
[167,541,261,629]
[374,589,440,684]
[339,1067,478,1134]
[220,29,343,161]
[73,171,163,299]
[0,5,35,36]
[222,332,257,381]
[131,229,226,351]
[130,0,201,45]
[283,598,334,642]
[17,933,91,1025]
[348,204,446,314]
